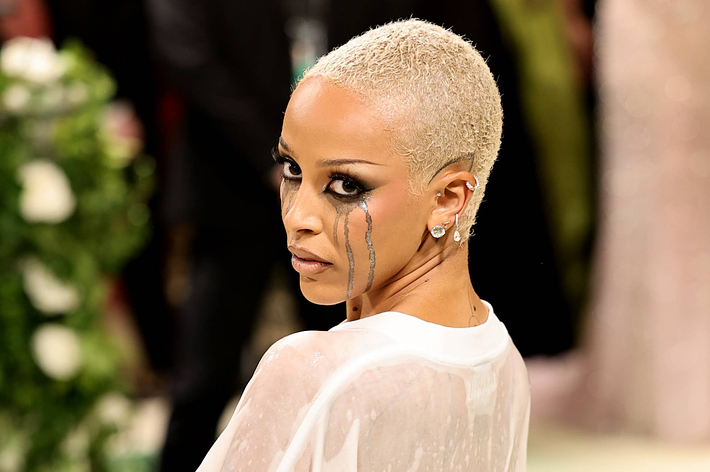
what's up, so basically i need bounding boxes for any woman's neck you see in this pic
[346,241,489,327]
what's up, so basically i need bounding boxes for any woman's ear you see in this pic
[427,170,475,235]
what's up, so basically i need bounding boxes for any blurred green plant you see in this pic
[0,37,154,472]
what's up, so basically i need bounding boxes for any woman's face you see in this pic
[277,78,430,305]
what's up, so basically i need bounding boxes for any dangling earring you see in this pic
[453,213,461,242]
[431,224,446,239]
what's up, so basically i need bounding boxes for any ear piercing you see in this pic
[453,213,461,242]
[433,174,474,241]
[431,215,461,240]
[430,224,446,239]
[438,176,479,196]
[466,176,480,191]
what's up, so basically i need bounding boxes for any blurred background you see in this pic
[0,0,709,471]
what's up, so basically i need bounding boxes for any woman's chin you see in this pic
[299,280,346,306]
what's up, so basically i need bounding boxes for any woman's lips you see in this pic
[291,254,332,275]
[288,245,332,275]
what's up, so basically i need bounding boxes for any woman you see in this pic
[198,19,530,472]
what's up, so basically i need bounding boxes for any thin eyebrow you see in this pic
[317,159,383,167]
[279,136,292,153]
[279,137,383,167]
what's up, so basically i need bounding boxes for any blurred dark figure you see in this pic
[46,0,161,159]
[327,0,582,357]
[45,0,174,375]
[146,1,342,470]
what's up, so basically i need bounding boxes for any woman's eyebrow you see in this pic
[279,136,292,152]
[317,159,383,167]
[279,137,383,166]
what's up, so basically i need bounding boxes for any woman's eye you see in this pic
[283,160,302,179]
[329,178,362,197]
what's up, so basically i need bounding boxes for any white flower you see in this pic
[21,257,80,314]
[0,452,21,472]
[94,392,132,426]
[0,437,25,472]
[0,37,66,84]
[2,84,31,112]
[17,159,76,223]
[0,37,30,76]
[61,425,89,458]
[30,323,82,380]
[105,397,168,457]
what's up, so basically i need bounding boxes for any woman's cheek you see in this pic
[348,196,395,296]
[329,190,414,300]
[324,195,360,300]
[364,194,423,281]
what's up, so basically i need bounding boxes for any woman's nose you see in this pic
[281,184,324,236]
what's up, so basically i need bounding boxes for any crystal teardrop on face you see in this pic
[454,231,461,242]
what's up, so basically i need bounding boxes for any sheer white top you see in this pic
[197,300,530,471]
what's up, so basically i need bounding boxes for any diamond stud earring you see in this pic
[431,225,446,239]
[453,213,461,242]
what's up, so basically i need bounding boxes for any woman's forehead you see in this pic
[282,79,402,168]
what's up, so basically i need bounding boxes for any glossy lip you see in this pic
[288,245,332,276]
[288,245,329,264]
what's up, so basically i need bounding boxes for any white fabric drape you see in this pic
[197,301,531,471]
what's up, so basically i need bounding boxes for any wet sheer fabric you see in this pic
[197,300,530,472]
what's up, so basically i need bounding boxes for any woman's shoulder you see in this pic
[252,328,391,387]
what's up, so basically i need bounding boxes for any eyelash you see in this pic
[271,147,369,199]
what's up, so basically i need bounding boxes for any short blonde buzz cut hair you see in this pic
[300,18,503,242]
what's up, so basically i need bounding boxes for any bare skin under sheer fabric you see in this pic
[197,300,530,472]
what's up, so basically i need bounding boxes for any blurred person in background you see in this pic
[325,0,597,359]
[44,0,175,383]
[571,0,710,441]
[146,1,343,471]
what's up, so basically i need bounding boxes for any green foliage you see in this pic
[0,38,154,471]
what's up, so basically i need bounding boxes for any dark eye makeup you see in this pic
[271,147,371,200]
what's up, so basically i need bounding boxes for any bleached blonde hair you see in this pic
[299,18,503,241]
